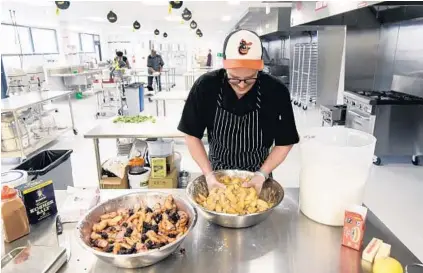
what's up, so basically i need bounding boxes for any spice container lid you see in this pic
[1,170,28,188]
[1,186,18,199]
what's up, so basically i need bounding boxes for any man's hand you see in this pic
[205,173,226,190]
[242,174,265,194]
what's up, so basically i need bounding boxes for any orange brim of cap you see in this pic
[223,59,264,70]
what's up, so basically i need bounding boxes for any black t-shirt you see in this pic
[178,69,299,148]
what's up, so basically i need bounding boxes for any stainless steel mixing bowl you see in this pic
[76,191,197,268]
[186,170,284,228]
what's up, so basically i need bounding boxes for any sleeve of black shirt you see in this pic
[178,80,206,139]
[274,83,300,146]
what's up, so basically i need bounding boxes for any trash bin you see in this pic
[299,127,376,226]
[13,150,74,190]
[125,83,145,115]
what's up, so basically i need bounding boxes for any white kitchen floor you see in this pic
[2,76,422,261]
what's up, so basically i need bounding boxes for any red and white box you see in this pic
[342,205,368,251]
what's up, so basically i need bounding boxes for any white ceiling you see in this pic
[1,0,272,36]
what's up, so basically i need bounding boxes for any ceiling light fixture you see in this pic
[228,0,240,5]
[221,15,231,22]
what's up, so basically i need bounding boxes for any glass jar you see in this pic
[1,186,30,242]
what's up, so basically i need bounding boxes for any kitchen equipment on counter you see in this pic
[344,89,423,165]
[76,191,197,268]
[147,139,174,157]
[320,104,346,126]
[1,113,30,152]
[186,170,284,228]
[299,127,376,226]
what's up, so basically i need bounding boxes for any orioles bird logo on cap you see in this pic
[238,39,252,55]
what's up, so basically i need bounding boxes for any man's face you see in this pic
[151,50,156,56]
[226,68,259,97]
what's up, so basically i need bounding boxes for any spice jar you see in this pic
[1,185,30,242]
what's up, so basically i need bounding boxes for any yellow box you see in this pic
[148,169,178,189]
[151,157,167,178]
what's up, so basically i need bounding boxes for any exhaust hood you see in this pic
[291,1,423,29]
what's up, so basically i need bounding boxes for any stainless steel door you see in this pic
[345,109,375,134]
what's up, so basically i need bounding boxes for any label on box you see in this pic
[17,180,58,225]
[342,205,367,251]
[151,157,167,178]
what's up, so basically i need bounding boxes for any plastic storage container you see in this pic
[299,127,376,226]
[125,83,145,115]
[13,150,74,190]
[1,170,28,188]
[147,139,174,157]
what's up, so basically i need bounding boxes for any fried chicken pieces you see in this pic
[195,176,273,215]
[89,195,189,255]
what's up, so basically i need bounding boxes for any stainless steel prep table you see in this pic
[150,90,188,116]
[84,117,186,183]
[2,189,420,273]
[0,91,77,159]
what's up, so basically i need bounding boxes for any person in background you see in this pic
[115,51,131,69]
[178,29,299,194]
[147,49,164,91]
[206,49,212,67]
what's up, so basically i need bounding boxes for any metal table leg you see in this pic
[163,100,166,116]
[12,110,26,160]
[68,94,78,135]
[156,100,159,116]
[93,138,102,186]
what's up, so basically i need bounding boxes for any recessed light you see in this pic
[165,15,180,22]
[221,15,232,22]
[218,30,224,33]
[228,0,240,5]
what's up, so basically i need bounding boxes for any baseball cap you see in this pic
[223,29,264,70]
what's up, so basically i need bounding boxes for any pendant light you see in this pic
[163,32,168,38]
[154,29,160,35]
[198,33,203,37]
[133,21,141,30]
[55,1,70,10]
[181,8,192,21]
[169,1,183,9]
[196,29,202,35]
[190,20,197,29]
[107,11,118,23]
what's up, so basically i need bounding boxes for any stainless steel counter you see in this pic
[2,189,421,273]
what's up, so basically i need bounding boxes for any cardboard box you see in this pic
[148,169,178,189]
[151,155,175,178]
[100,165,129,189]
[342,205,368,251]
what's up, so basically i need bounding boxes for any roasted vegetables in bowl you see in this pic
[76,192,197,268]
[186,170,284,228]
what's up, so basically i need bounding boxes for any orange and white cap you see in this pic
[223,29,264,70]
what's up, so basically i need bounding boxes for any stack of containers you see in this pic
[147,139,178,188]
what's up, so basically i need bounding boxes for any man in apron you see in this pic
[178,30,299,193]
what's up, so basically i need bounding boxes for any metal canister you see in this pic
[178,171,190,188]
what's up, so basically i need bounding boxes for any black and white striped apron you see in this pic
[209,77,269,172]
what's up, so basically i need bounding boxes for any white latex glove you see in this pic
[242,174,265,194]
[205,173,226,190]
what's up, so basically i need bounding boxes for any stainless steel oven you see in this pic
[345,109,376,134]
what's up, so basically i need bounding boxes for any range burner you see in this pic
[349,90,423,104]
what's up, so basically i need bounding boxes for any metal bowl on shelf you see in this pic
[186,170,284,228]
[76,191,197,269]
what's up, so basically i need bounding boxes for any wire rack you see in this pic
[290,42,318,110]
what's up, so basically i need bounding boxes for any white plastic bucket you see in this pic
[299,127,376,226]
[128,167,151,189]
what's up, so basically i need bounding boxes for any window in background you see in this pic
[80,33,95,53]
[1,24,33,54]
[32,28,58,54]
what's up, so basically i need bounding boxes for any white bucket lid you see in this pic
[1,170,28,188]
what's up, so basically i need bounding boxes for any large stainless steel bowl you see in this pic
[186,170,284,228]
[76,191,197,268]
